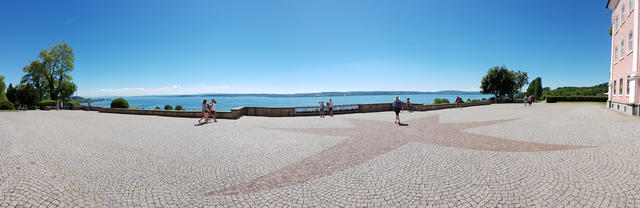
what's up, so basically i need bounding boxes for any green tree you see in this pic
[527,77,543,100]
[58,81,77,101]
[21,60,46,102]
[17,84,38,108]
[480,66,516,103]
[511,71,529,97]
[21,41,75,101]
[609,26,613,36]
[0,75,6,101]
[6,83,18,104]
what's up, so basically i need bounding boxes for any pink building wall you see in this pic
[609,0,639,105]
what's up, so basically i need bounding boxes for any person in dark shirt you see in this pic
[393,96,403,125]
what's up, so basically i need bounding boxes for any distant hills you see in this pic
[173,90,483,98]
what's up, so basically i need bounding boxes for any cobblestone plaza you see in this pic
[2,103,640,207]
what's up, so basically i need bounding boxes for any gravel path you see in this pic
[1,103,640,207]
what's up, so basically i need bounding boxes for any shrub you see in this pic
[481,98,487,101]
[0,100,15,110]
[175,105,184,110]
[470,99,480,102]
[110,97,129,108]
[164,104,173,110]
[433,98,450,104]
[40,99,57,106]
[546,96,608,103]
[65,100,80,107]
[154,106,161,110]
[503,97,513,103]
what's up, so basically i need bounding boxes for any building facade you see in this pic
[608,0,640,115]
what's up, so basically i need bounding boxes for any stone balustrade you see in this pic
[43,101,492,119]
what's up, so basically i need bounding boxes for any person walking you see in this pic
[393,96,402,125]
[319,101,325,118]
[527,96,533,106]
[523,96,528,106]
[198,99,209,124]
[328,99,334,117]
[88,100,92,111]
[209,98,217,122]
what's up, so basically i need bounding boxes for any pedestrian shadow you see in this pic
[194,122,207,126]
[399,123,409,126]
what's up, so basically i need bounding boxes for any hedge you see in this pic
[111,97,129,108]
[164,105,173,110]
[40,99,57,106]
[65,100,80,107]
[175,105,184,110]
[0,100,15,110]
[546,96,608,103]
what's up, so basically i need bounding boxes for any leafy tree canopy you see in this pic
[480,66,517,102]
[21,41,76,101]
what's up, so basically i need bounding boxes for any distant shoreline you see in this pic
[88,90,483,99]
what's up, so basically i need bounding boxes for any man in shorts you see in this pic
[393,96,402,125]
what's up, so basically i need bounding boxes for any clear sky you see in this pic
[0,0,613,97]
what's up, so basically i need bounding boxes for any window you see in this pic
[627,79,631,95]
[631,0,635,12]
[613,15,620,33]
[615,46,619,61]
[614,80,617,95]
[629,30,634,53]
[623,4,627,22]
[620,78,624,95]
[621,39,626,58]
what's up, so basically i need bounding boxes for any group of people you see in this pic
[318,99,334,118]
[198,98,217,124]
[523,95,534,106]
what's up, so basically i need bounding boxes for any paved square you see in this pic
[1,103,640,207]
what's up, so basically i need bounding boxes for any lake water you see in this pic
[88,94,492,111]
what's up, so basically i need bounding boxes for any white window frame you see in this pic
[620,78,624,95]
[623,4,627,23]
[629,30,634,54]
[613,14,620,34]
[621,39,626,59]
[627,78,631,95]
[615,45,619,62]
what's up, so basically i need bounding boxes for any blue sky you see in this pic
[0,0,613,97]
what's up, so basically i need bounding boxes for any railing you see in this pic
[294,104,360,113]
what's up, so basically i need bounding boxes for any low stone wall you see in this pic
[358,103,393,113]
[242,107,295,117]
[58,101,491,119]
[295,109,360,117]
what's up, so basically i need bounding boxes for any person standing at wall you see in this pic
[393,96,402,125]
[319,101,325,118]
[198,100,209,124]
[328,99,334,117]
[209,98,217,122]
[406,98,412,112]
